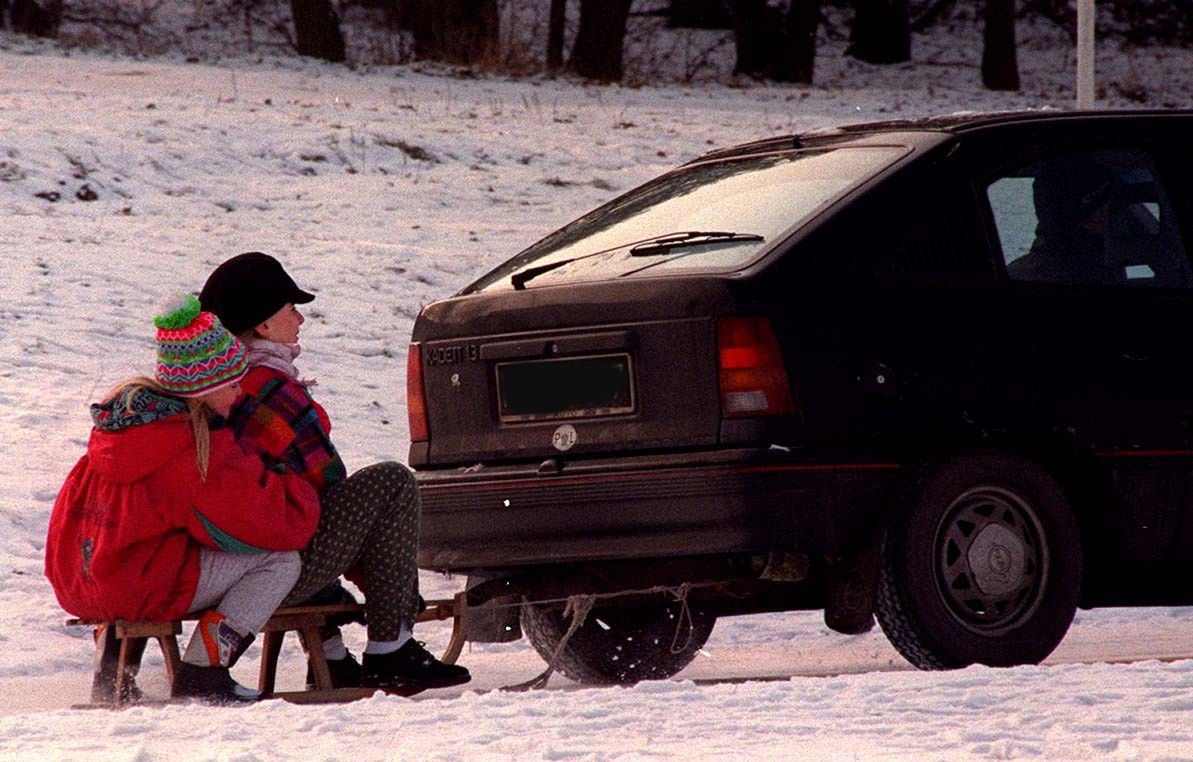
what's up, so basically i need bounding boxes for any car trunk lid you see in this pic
[409,277,737,468]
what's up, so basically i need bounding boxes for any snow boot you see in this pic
[172,610,261,704]
[171,663,261,704]
[305,651,363,690]
[361,640,470,690]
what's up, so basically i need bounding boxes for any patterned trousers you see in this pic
[282,461,421,641]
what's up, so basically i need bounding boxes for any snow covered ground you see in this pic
[1,17,1192,761]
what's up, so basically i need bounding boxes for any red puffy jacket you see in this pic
[45,414,320,622]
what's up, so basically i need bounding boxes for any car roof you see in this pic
[689,109,1193,164]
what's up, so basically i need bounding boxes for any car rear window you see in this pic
[465,146,907,293]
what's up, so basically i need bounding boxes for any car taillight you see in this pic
[406,342,429,442]
[717,316,796,417]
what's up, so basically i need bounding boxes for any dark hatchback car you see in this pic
[407,110,1193,683]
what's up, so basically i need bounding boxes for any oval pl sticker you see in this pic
[552,424,577,452]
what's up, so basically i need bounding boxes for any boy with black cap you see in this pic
[200,252,470,691]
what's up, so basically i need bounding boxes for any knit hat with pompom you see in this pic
[153,293,248,397]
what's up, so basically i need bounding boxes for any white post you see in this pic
[1076,0,1096,109]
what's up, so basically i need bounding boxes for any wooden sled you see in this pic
[68,592,467,708]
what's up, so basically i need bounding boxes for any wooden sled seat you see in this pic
[67,592,467,707]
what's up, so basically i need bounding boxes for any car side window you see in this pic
[986,149,1192,288]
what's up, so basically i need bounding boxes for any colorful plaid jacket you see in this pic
[228,366,347,492]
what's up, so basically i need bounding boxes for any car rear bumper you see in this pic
[415,448,901,571]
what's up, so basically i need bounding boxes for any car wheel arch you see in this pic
[890,440,1113,548]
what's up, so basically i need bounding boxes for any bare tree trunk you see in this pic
[407,0,499,65]
[910,0,958,33]
[546,0,566,71]
[375,0,402,31]
[731,0,769,77]
[668,0,733,29]
[773,0,819,84]
[403,0,433,45]
[982,0,1020,90]
[732,0,819,83]
[10,0,60,38]
[570,0,633,81]
[290,0,346,62]
[848,0,910,64]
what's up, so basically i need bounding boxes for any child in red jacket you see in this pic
[201,253,469,690]
[45,294,320,703]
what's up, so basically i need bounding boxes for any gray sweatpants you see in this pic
[188,549,301,634]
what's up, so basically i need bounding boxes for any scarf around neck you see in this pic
[91,387,187,431]
[244,338,315,386]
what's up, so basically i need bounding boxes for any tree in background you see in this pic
[731,0,770,77]
[981,0,1019,90]
[1107,0,1192,46]
[16,0,1185,89]
[546,0,566,71]
[9,0,60,37]
[570,0,633,81]
[668,0,733,29]
[847,0,910,63]
[779,0,820,83]
[401,0,499,66]
[731,0,820,84]
[290,0,346,62]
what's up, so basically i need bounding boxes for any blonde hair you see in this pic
[103,377,215,480]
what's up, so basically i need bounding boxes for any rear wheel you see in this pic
[876,453,1082,669]
[521,595,716,685]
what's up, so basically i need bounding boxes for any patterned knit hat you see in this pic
[153,293,248,397]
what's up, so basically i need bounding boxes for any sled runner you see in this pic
[68,593,467,708]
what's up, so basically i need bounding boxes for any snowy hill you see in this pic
[1,23,1192,760]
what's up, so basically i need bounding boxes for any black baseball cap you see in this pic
[199,252,315,335]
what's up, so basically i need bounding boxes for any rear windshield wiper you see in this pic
[628,231,764,256]
[510,231,763,290]
[511,257,577,290]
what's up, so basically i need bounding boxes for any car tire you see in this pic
[875,452,1082,670]
[520,595,716,685]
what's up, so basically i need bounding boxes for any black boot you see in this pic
[172,610,262,704]
[172,663,261,704]
[361,640,470,689]
[305,652,363,690]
